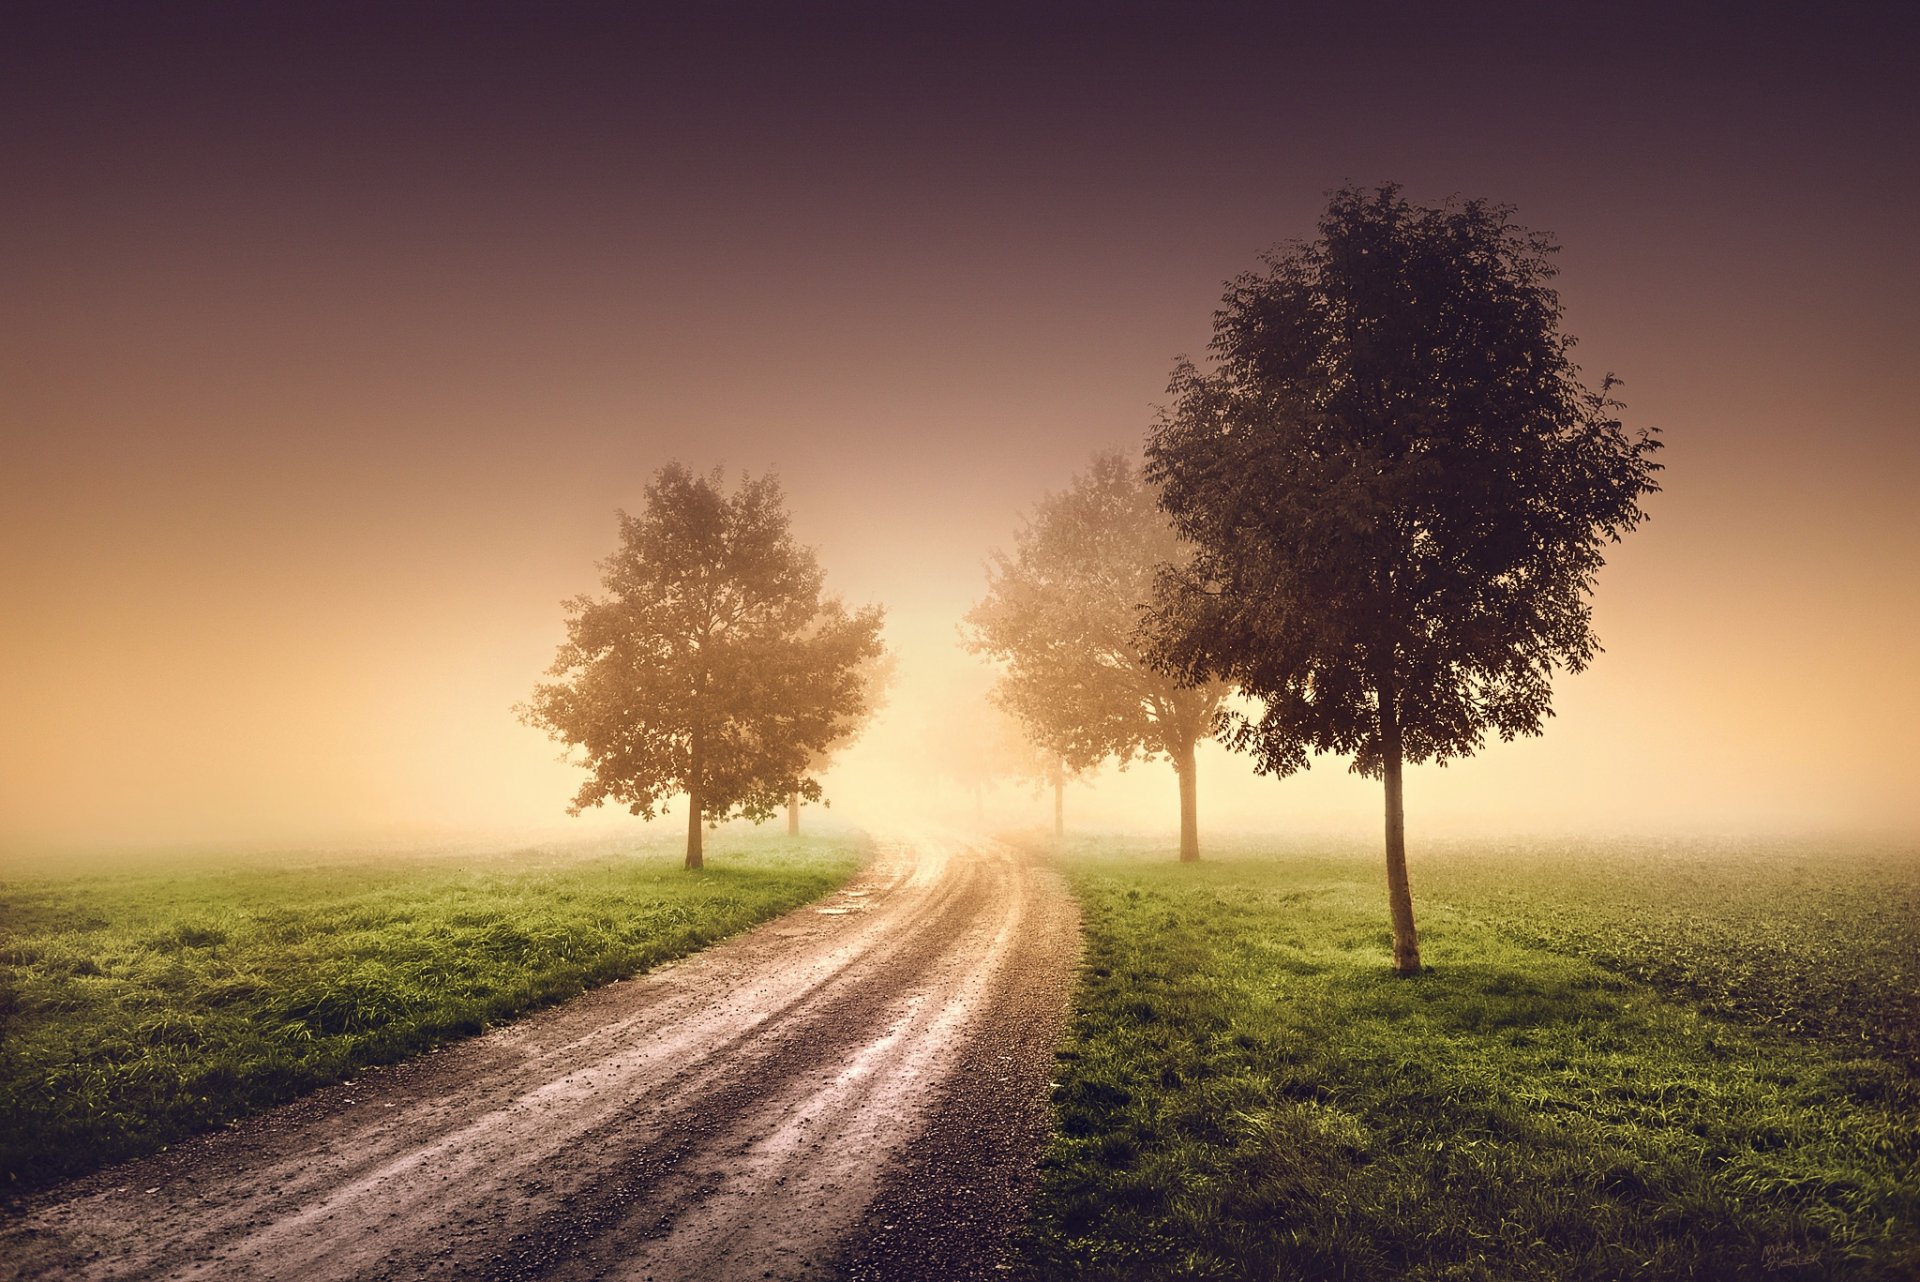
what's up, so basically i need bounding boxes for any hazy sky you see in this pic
[4,2,1916,848]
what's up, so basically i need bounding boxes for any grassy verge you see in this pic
[1017,838,1919,1281]
[0,829,864,1196]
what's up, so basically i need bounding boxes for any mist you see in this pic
[6,12,1916,1282]
[3,3,1915,855]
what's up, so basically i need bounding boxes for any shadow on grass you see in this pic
[1016,848,1920,1281]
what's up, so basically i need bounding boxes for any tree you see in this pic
[1145,185,1662,970]
[921,669,1065,826]
[965,452,1230,858]
[786,650,895,835]
[519,464,886,869]
[979,700,1085,839]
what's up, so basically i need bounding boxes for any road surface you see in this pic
[1,831,1079,1281]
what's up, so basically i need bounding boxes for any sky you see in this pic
[3,2,1916,850]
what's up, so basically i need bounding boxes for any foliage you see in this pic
[1147,185,1662,775]
[0,832,863,1195]
[966,453,1228,851]
[788,650,896,821]
[802,649,896,776]
[785,651,896,832]
[519,465,885,860]
[1016,838,1919,1281]
[967,453,1225,775]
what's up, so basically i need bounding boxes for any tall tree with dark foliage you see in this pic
[1146,186,1662,968]
[521,465,886,868]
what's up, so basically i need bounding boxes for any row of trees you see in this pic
[967,185,1661,971]
[522,185,1661,972]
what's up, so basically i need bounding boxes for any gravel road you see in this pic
[1,831,1080,1281]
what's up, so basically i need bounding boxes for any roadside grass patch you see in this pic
[1018,840,1919,1280]
[0,830,864,1195]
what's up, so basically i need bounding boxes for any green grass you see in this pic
[0,829,864,1196]
[1414,839,1920,1071]
[1018,837,1920,1281]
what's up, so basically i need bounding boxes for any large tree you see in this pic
[1145,185,1662,969]
[520,464,885,869]
[966,452,1230,858]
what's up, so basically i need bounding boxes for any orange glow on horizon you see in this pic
[3,6,1915,851]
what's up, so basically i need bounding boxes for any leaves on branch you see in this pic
[1144,184,1662,779]
[965,452,1231,778]
[517,464,886,825]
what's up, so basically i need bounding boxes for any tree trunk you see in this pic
[787,789,800,837]
[1174,738,1199,862]
[1053,766,1064,838]
[685,728,705,870]
[685,790,704,870]
[1379,683,1419,972]
[973,781,983,823]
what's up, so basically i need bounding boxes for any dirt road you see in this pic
[1,831,1079,1281]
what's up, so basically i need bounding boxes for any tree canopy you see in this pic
[966,452,1229,856]
[1145,185,1662,965]
[519,464,885,868]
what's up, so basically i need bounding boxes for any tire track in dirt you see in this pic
[0,830,1078,1282]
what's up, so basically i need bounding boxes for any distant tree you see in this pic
[786,650,896,835]
[1036,753,1074,840]
[519,465,885,869]
[1146,185,1662,971]
[984,702,1085,838]
[931,684,1074,828]
[965,453,1230,858]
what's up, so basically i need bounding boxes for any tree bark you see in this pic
[787,790,800,837]
[685,790,704,869]
[1174,738,1199,862]
[1379,683,1419,972]
[685,727,705,870]
[1053,766,1064,838]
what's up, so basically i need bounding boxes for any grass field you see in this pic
[1017,836,1920,1281]
[0,829,865,1196]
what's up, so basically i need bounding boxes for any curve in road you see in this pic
[1,830,1079,1282]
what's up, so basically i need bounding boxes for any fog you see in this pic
[4,518,1908,853]
[3,419,1913,849]
[3,6,1915,854]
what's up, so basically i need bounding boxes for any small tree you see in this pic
[934,686,1076,829]
[965,452,1230,858]
[520,464,885,869]
[988,706,1083,839]
[1146,185,1661,970]
[787,651,895,835]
